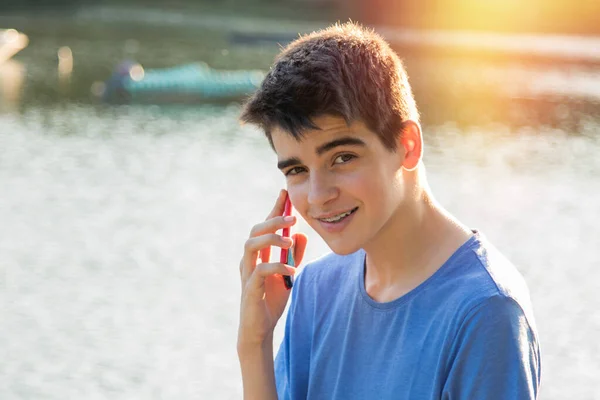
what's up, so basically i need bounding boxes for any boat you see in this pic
[0,29,28,64]
[101,61,265,104]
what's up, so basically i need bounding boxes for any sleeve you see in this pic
[442,295,541,400]
[274,268,313,400]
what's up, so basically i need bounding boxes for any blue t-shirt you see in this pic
[274,231,541,399]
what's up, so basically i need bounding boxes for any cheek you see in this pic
[343,168,384,199]
[351,166,398,213]
[286,185,308,218]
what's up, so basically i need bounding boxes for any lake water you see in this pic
[1,7,599,400]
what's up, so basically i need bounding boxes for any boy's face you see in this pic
[272,115,409,255]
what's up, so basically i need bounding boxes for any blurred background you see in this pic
[1,0,598,399]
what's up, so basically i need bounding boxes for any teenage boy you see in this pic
[237,22,541,399]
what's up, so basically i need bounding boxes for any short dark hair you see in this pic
[240,22,419,151]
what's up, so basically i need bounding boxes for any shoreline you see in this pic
[2,5,599,67]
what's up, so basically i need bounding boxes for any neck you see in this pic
[362,177,472,302]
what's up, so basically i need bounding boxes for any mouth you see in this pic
[316,207,359,223]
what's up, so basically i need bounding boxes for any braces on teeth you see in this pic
[320,209,354,222]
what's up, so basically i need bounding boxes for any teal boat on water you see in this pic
[102,61,265,104]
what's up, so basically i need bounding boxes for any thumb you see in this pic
[291,233,308,266]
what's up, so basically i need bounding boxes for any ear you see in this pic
[396,120,423,171]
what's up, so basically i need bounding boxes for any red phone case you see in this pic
[280,194,294,289]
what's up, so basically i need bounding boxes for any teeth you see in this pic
[320,209,353,222]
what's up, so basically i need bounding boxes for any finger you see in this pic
[241,234,293,280]
[246,262,297,292]
[244,234,293,258]
[291,233,308,266]
[249,215,296,238]
[265,189,288,221]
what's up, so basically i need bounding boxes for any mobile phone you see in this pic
[280,193,294,290]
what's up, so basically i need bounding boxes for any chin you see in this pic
[323,236,363,256]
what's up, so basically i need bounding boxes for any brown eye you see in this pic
[285,166,306,176]
[333,154,356,164]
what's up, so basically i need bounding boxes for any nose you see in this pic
[307,170,338,207]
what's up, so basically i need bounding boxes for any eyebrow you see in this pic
[277,156,302,171]
[277,136,366,170]
[316,136,366,156]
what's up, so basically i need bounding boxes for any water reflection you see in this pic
[57,45,73,95]
[0,59,25,112]
[0,28,28,64]
[0,13,597,133]
[1,103,598,400]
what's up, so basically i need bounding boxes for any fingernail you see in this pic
[282,237,293,246]
[284,216,294,222]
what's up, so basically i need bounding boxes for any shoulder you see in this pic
[472,232,537,331]
[440,231,538,334]
[443,293,542,398]
[442,235,542,396]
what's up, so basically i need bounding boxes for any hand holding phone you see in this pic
[238,189,308,348]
